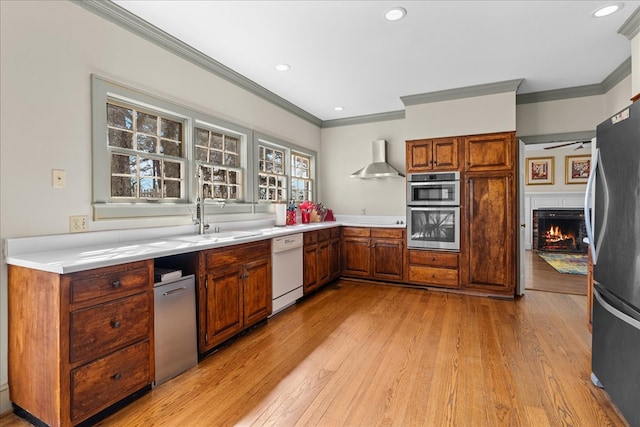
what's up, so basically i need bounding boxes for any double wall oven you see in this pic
[407,172,460,251]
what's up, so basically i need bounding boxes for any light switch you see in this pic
[52,169,65,188]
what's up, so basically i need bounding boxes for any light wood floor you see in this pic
[2,279,625,426]
[524,250,587,296]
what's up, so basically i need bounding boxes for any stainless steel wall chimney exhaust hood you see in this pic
[350,139,405,179]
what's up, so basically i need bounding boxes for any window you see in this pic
[107,102,185,200]
[255,133,317,208]
[258,144,286,202]
[291,153,313,202]
[195,126,242,201]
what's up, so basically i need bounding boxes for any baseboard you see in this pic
[0,382,11,416]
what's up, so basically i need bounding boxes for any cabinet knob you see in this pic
[431,257,436,261]
[112,280,121,289]
[113,373,122,381]
[431,274,436,278]
[111,320,121,329]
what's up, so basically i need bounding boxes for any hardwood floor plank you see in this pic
[2,281,628,427]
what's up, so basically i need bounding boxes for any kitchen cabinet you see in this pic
[461,147,517,297]
[198,240,271,354]
[406,137,460,172]
[463,132,513,172]
[408,249,459,288]
[329,227,342,280]
[8,260,154,427]
[303,228,336,294]
[342,227,405,282]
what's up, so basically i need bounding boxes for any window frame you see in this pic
[253,132,317,214]
[92,75,253,219]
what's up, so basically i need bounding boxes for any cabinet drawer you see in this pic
[409,265,459,288]
[70,261,150,304]
[317,229,331,242]
[70,293,150,363]
[304,232,318,245]
[371,228,403,239]
[342,227,371,237]
[205,240,270,269]
[71,340,150,423]
[409,250,458,268]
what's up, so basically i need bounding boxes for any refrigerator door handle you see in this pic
[594,288,640,331]
[584,148,598,264]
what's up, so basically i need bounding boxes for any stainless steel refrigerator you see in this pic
[586,100,640,426]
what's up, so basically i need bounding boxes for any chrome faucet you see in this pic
[195,166,209,235]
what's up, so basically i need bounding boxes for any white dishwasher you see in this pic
[271,233,304,316]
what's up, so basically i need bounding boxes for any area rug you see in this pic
[537,252,587,275]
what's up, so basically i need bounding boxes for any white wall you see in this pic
[523,144,590,194]
[320,119,407,216]
[405,92,517,139]
[0,1,320,413]
[633,34,640,97]
[516,95,605,137]
[604,75,634,115]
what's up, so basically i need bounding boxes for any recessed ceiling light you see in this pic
[384,7,406,22]
[275,63,290,71]
[592,2,623,17]
[334,106,344,111]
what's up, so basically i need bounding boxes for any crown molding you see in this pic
[619,6,640,39]
[400,79,523,106]
[321,110,405,129]
[517,131,596,145]
[72,0,322,127]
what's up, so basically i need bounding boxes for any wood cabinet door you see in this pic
[464,132,514,172]
[371,238,404,281]
[303,245,318,292]
[203,266,243,350]
[406,140,433,172]
[464,173,515,294]
[342,237,371,277]
[243,257,272,326]
[317,240,330,285]
[329,238,342,280]
[432,137,459,170]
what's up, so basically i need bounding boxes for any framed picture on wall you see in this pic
[526,157,554,185]
[565,155,591,184]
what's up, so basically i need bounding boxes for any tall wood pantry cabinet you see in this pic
[460,132,517,296]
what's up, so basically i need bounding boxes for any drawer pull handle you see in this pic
[112,280,121,289]
[113,373,122,381]
[111,321,121,329]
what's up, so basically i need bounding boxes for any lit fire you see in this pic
[544,225,575,246]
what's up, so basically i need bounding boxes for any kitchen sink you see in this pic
[175,230,262,243]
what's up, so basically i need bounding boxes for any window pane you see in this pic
[164,180,181,198]
[160,118,182,140]
[108,129,133,149]
[211,150,222,165]
[224,153,239,167]
[107,104,133,130]
[140,177,161,198]
[137,135,157,153]
[139,158,161,177]
[165,161,181,179]
[225,137,238,153]
[211,133,223,150]
[213,185,227,199]
[137,112,158,134]
[111,176,136,197]
[196,128,209,145]
[160,139,181,157]
[196,147,208,162]
[229,186,238,199]
[201,166,211,181]
[228,171,238,185]
[111,153,136,175]
[213,168,226,182]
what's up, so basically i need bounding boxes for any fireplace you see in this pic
[533,208,588,253]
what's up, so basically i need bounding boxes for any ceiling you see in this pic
[111,1,639,122]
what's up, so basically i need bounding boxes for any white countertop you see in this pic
[5,216,405,274]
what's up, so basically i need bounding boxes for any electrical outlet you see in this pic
[52,169,66,188]
[69,215,88,233]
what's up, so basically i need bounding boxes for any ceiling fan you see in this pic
[544,140,591,150]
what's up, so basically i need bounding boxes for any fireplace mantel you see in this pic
[523,192,585,250]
